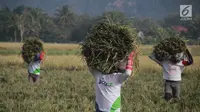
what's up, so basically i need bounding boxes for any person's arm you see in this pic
[34,51,45,62]
[39,51,45,60]
[40,51,45,64]
[125,51,135,76]
[182,49,193,66]
[148,53,162,67]
[118,51,135,83]
[88,67,100,78]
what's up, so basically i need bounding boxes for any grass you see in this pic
[0,43,200,112]
[0,42,80,55]
[0,49,80,56]
[122,69,200,112]
[1,43,200,56]
[0,42,79,50]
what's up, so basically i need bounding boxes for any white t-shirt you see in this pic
[162,61,185,81]
[28,61,41,75]
[89,68,129,112]
[149,53,187,81]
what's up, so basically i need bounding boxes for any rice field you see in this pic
[0,42,200,112]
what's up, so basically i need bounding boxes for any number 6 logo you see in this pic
[182,6,190,16]
[180,5,192,17]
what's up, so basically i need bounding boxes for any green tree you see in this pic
[54,5,76,42]
[101,11,126,24]
[0,7,13,41]
[40,13,57,42]
[70,15,97,42]
[16,13,27,42]
[12,5,33,42]
[25,8,44,37]
[8,13,19,42]
[55,5,75,27]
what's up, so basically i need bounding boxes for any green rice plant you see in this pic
[81,22,139,74]
[153,37,187,63]
[21,37,44,64]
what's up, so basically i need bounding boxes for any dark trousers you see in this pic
[28,73,39,83]
[164,80,180,101]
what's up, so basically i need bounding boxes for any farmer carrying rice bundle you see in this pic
[21,38,45,83]
[81,22,139,112]
[149,37,193,101]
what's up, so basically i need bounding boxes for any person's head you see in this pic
[117,58,128,71]
[175,52,184,60]
[171,52,184,64]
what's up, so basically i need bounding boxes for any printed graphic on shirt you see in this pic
[33,68,40,74]
[99,78,113,86]
[28,61,41,75]
[110,96,121,112]
[168,64,177,75]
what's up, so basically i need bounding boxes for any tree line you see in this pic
[0,5,200,44]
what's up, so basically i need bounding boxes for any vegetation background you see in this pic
[0,1,200,44]
[0,43,200,112]
[0,0,200,111]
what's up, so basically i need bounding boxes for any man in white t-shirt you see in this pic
[149,49,193,101]
[28,51,45,83]
[88,51,135,112]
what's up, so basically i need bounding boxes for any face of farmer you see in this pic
[175,52,184,61]
[118,59,127,70]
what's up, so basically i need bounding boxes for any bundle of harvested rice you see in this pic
[21,38,44,64]
[153,37,187,63]
[81,22,139,74]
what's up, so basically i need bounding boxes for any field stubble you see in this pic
[0,43,200,112]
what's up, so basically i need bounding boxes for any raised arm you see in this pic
[149,53,162,67]
[124,51,135,76]
[182,49,193,66]
[118,51,135,83]
[88,67,101,78]
[34,51,45,62]
[40,51,45,60]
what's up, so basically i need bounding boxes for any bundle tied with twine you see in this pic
[21,38,44,64]
[153,37,187,63]
[81,22,139,75]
